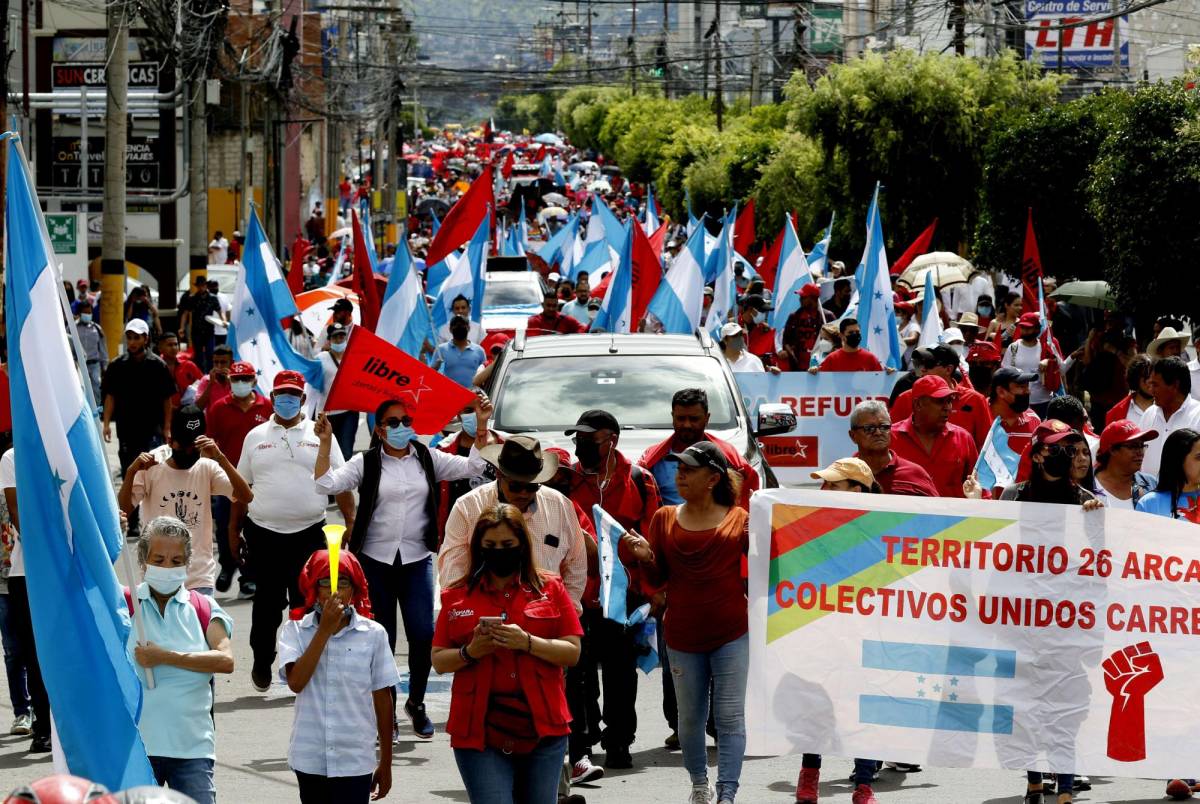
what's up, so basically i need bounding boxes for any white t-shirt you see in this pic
[238,416,345,533]
[1189,359,1200,401]
[1001,340,1050,404]
[0,450,22,578]
[317,352,346,415]
[727,350,764,373]
[900,318,921,367]
[1141,396,1200,477]
[212,293,232,337]
[208,237,228,265]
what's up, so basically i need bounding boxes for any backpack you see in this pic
[123,586,213,633]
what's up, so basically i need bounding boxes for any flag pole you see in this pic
[10,134,157,689]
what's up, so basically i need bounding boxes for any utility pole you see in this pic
[586,0,593,80]
[950,0,966,55]
[189,78,208,290]
[662,0,670,97]
[750,27,761,107]
[629,0,637,94]
[714,0,723,131]
[101,0,129,356]
[1112,0,1122,79]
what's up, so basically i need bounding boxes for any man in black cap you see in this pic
[989,366,1041,458]
[562,410,659,775]
[318,322,359,461]
[736,293,776,366]
[315,297,355,351]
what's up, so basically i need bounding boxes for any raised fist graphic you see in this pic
[1103,641,1163,762]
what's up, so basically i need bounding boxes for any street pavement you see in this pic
[0,430,1180,802]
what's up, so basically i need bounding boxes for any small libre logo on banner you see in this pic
[759,436,819,468]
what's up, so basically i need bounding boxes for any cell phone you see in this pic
[478,616,505,630]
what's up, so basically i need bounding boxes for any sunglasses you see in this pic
[381,416,414,428]
[1113,442,1148,452]
[852,424,892,435]
[505,480,541,493]
[317,578,352,589]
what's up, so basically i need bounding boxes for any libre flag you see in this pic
[426,170,494,267]
[890,218,938,277]
[1021,208,1043,322]
[350,209,381,330]
[324,326,476,434]
[3,132,156,789]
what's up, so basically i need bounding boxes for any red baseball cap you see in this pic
[272,370,306,393]
[1018,312,1042,328]
[912,375,956,400]
[1098,419,1159,455]
[966,342,1002,364]
[229,361,256,378]
[1033,419,1077,446]
[798,283,821,299]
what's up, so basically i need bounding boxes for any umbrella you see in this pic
[294,287,360,335]
[533,133,563,146]
[1050,280,1115,310]
[896,252,971,290]
[600,165,621,176]
[587,179,612,193]
[416,197,450,218]
[327,227,352,241]
[542,192,569,206]
[567,161,597,173]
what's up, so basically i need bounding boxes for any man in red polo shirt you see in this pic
[813,318,885,373]
[990,367,1041,459]
[527,289,587,336]
[208,360,273,596]
[890,345,992,449]
[891,375,978,498]
[847,400,937,496]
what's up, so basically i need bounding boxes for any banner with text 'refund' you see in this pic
[736,372,898,486]
[748,488,1200,777]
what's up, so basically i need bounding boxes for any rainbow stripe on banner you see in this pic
[767,505,1012,643]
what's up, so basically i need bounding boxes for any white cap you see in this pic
[125,319,150,336]
[548,271,561,283]
[720,322,744,339]
[943,327,965,345]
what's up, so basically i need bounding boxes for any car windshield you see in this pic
[484,280,542,308]
[494,354,739,431]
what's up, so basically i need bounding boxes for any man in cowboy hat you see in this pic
[1148,326,1191,360]
[438,435,587,608]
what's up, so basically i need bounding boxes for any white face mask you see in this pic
[230,379,255,398]
[143,564,188,596]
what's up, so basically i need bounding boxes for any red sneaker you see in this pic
[794,767,820,803]
[1166,779,1197,800]
[851,784,879,804]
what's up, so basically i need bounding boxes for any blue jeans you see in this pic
[454,734,567,804]
[0,594,29,716]
[327,411,359,462]
[360,553,434,704]
[149,756,215,804]
[668,633,749,802]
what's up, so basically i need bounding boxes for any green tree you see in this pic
[556,86,628,151]
[751,132,830,245]
[785,51,1060,257]
[1088,82,1200,326]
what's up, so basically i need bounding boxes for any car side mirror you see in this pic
[755,402,796,438]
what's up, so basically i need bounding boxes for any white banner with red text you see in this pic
[737,371,898,486]
[747,488,1200,776]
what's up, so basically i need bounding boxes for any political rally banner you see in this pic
[736,371,898,486]
[323,325,476,434]
[747,488,1200,777]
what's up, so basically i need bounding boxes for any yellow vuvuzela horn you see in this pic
[323,524,346,591]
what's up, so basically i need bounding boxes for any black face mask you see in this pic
[1009,394,1031,414]
[172,447,200,470]
[1040,449,1072,479]
[575,438,602,469]
[845,332,863,348]
[481,546,522,577]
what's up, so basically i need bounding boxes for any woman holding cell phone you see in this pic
[432,503,582,804]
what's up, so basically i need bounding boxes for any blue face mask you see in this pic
[385,424,417,449]
[330,340,347,354]
[460,415,478,438]
[752,311,767,325]
[273,394,303,420]
[79,313,93,324]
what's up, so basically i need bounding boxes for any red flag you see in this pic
[647,221,666,262]
[1021,208,1043,317]
[631,222,664,325]
[890,218,938,277]
[757,213,795,291]
[288,234,311,297]
[733,199,756,257]
[324,327,477,434]
[426,171,495,267]
[350,209,382,331]
[533,144,546,163]
[501,150,515,180]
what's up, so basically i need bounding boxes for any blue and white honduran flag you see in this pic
[592,505,658,673]
[360,206,380,268]
[377,237,434,360]
[432,214,488,331]
[646,216,706,334]
[856,183,903,369]
[231,209,325,397]
[2,133,156,790]
[325,234,349,287]
[916,265,943,349]
[771,215,814,352]
[975,417,1021,490]
[591,223,634,334]
[703,209,737,337]
[807,213,834,277]
[643,184,661,235]
[517,204,530,255]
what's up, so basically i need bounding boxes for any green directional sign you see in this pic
[45,214,77,255]
[810,7,844,55]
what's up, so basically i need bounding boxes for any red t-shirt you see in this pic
[206,393,272,466]
[890,386,993,450]
[859,450,938,497]
[746,324,776,361]
[167,358,204,408]
[433,575,583,750]
[890,417,979,498]
[635,506,749,653]
[819,348,883,372]
[526,313,586,335]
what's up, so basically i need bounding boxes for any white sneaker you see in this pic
[688,783,715,804]
[571,756,604,784]
[10,714,31,736]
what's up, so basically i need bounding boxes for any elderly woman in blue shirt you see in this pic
[127,515,234,804]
